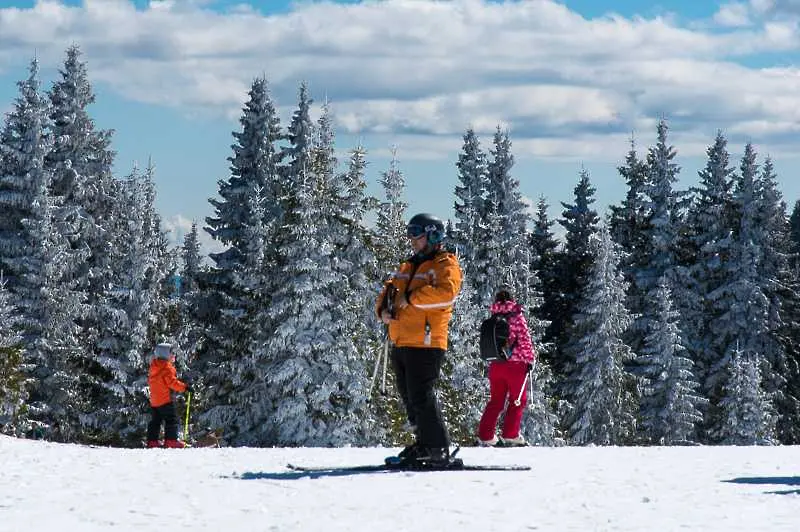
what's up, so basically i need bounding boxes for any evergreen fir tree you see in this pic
[93,164,155,444]
[684,131,735,396]
[198,76,283,434]
[638,277,705,445]
[479,127,530,307]
[568,226,637,445]
[0,60,84,440]
[755,157,799,443]
[718,346,775,445]
[529,196,558,364]
[706,143,774,443]
[374,147,408,276]
[553,168,599,383]
[441,276,487,443]
[263,169,368,445]
[452,127,487,283]
[0,273,25,435]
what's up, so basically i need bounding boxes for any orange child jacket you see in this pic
[376,249,462,350]
[148,358,187,407]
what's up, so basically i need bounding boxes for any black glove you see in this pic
[185,382,194,393]
[526,363,534,373]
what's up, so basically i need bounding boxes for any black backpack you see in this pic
[479,312,518,362]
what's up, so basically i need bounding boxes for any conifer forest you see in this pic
[2,46,800,448]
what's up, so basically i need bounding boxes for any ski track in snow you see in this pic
[1,436,798,531]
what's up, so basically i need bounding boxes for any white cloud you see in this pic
[713,3,753,27]
[162,213,224,261]
[1,0,800,161]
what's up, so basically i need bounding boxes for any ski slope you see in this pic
[1,435,797,531]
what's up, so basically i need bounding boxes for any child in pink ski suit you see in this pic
[477,288,536,446]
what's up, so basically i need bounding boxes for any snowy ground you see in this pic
[1,435,798,531]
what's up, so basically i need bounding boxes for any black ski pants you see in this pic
[391,346,450,449]
[147,402,179,441]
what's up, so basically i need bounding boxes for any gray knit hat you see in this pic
[154,343,173,359]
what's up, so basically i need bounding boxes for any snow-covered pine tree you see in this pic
[440,275,486,444]
[774,198,800,443]
[718,345,775,445]
[264,165,367,446]
[638,277,705,445]
[46,46,126,438]
[479,127,531,307]
[0,59,84,441]
[567,225,637,446]
[553,168,599,384]
[307,102,377,442]
[139,161,179,345]
[279,81,314,213]
[182,221,202,296]
[452,127,487,288]
[370,148,409,442]
[523,196,561,444]
[607,137,651,354]
[198,76,283,435]
[0,272,25,435]
[608,136,649,266]
[374,146,408,277]
[92,163,154,444]
[790,200,800,253]
[330,143,383,443]
[223,182,272,444]
[755,157,800,443]
[173,221,205,368]
[684,131,735,397]
[706,143,774,443]
[529,196,558,354]
[631,119,686,361]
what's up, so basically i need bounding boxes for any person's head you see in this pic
[154,343,173,361]
[406,213,445,253]
[494,286,514,303]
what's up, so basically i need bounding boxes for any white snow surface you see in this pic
[1,435,798,531]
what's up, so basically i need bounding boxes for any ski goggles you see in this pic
[406,224,427,238]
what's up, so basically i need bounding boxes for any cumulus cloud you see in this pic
[1,0,800,164]
[713,3,753,27]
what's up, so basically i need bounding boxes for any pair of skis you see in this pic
[287,447,531,473]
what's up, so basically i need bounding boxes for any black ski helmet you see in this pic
[407,213,445,244]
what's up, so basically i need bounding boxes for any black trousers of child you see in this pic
[391,346,450,449]
[147,402,179,441]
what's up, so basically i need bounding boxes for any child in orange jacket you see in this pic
[146,343,191,448]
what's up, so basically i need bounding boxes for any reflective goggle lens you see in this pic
[406,224,426,238]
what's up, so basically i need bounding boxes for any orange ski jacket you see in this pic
[376,249,462,350]
[148,358,187,407]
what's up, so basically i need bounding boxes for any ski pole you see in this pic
[368,332,389,399]
[184,392,192,442]
[513,360,536,407]
[379,336,389,395]
[513,372,529,407]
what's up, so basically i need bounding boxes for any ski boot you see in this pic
[385,442,421,466]
[498,436,528,447]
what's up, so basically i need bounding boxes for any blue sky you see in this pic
[2,0,800,253]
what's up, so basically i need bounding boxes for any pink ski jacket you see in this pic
[488,300,537,364]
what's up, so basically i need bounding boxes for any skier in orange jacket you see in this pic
[146,343,192,448]
[376,213,462,467]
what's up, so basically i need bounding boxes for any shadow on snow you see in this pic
[723,476,800,495]
[233,469,403,480]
